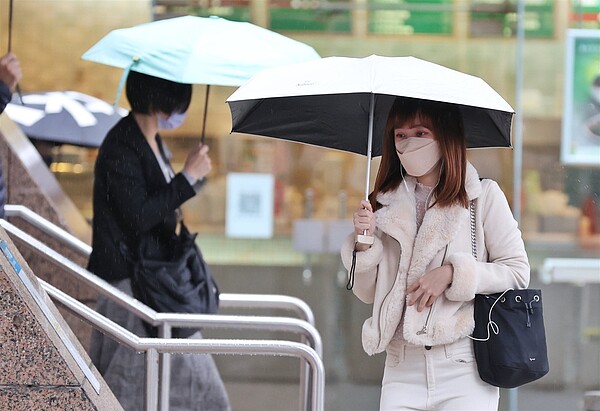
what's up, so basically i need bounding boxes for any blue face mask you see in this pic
[158,111,187,130]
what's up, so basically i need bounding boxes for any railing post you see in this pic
[145,348,160,411]
[300,334,311,411]
[158,324,172,411]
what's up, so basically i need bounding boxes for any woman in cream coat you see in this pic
[341,97,530,411]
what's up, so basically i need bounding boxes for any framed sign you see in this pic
[561,29,600,166]
[226,173,274,238]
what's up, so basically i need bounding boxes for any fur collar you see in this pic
[374,162,481,281]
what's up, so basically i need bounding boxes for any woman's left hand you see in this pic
[407,265,453,312]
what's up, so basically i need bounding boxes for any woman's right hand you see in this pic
[0,52,22,92]
[353,200,376,250]
[183,143,212,181]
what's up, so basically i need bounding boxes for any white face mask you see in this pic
[158,111,187,130]
[396,137,441,177]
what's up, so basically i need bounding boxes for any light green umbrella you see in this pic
[82,15,320,141]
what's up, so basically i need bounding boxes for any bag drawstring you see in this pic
[519,294,540,328]
[469,289,541,340]
[468,288,513,342]
[346,245,357,290]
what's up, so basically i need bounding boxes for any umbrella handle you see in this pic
[355,232,374,245]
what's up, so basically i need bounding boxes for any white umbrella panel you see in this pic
[228,55,514,157]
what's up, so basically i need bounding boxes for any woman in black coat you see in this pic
[88,71,230,411]
[88,71,209,281]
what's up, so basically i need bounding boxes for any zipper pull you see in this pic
[416,305,434,336]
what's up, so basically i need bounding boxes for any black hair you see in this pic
[125,71,192,115]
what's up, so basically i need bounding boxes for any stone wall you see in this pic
[0,228,122,410]
[0,114,97,349]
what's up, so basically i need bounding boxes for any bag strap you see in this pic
[467,198,514,342]
[469,199,477,260]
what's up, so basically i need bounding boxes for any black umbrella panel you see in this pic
[229,93,512,158]
[5,91,126,148]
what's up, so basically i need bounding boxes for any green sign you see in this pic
[269,6,352,33]
[571,0,600,30]
[470,0,554,38]
[369,0,453,35]
[189,7,251,22]
[153,1,252,23]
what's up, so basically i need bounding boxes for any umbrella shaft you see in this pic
[201,85,210,144]
[364,94,375,201]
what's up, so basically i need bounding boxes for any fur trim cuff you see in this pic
[445,252,478,301]
[340,234,384,272]
[361,320,380,356]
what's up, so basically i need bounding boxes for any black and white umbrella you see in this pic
[5,90,126,148]
[227,55,515,199]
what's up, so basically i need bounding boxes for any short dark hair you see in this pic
[125,71,192,115]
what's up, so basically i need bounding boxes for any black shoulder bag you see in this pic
[468,199,549,388]
[127,137,219,338]
[123,221,220,338]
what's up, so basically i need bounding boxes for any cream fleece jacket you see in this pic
[341,162,530,355]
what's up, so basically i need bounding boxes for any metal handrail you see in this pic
[219,293,314,326]
[0,213,320,411]
[4,205,315,326]
[4,205,93,255]
[0,219,321,354]
[41,279,325,411]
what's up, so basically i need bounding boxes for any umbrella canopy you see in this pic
[227,55,515,157]
[82,15,320,86]
[4,91,127,147]
[82,15,320,142]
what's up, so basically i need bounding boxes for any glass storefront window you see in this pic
[9,2,599,409]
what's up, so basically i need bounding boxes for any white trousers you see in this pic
[379,338,499,411]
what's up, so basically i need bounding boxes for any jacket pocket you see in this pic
[446,338,476,364]
[385,343,405,367]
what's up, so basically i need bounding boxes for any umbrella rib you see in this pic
[486,109,513,148]
[229,99,266,134]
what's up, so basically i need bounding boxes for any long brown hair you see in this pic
[369,97,469,211]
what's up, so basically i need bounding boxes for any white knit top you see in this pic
[415,182,434,230]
